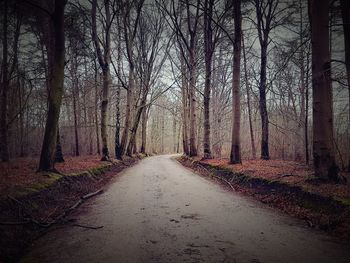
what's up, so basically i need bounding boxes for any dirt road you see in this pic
[21,155,350,263]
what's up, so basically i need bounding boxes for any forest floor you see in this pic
[178,156,350,241]
[0,154,146,262]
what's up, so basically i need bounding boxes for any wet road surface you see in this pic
[21,155,350,263]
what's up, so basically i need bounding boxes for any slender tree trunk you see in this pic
[340,0,350,171]
[309,0,339,180]
[161,114,165,153]
[0,0,9,162]
[72,59,80,156]
[100,67,110,160]
[94,63,100,155]
[126,99,146,156]
[140,106,147,153]
[203,0,214,159]
[259,42,270,160]
[298,0,306,162]
[305,47,310,164]
[92,0,111,161]
[189,50,198,157]
[173,116,177,153]
[38,0,67,171]
[115,20,122,160]
[18,75,25,157]
[181,56,189,155]
[55,127,64,163]
[120,67,134,155]
[230,0,242,164]
[242,37,256,159]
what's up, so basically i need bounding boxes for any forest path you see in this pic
[21,155,350,263]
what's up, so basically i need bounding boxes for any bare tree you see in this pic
[309,0,340,180]
[119,0,144,157]
[340,0,350,170]
[91,0,112,161]
[203,0,215,159]
[0,0,10,162]
[230,0,242,163]
[38,0,67,171]
[252,0,283,160]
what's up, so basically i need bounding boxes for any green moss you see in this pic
[86,164,111,176]
[300,200,334,213]
[334,197,350,206]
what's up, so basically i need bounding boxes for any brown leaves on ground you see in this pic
[200,158,350,200]
[0,155,107,199]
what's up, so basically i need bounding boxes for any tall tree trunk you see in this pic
[259,42,269,160]
[0,0,9,162]
[140,106,147,153]
[298,0,306,162]
[115,82,122,159]
[181,56,189,155]
[126,99,146,156]
[72,58,80,156]
[305,47,310,164]
[38,0,67,171]
[100,67,110,160]
[120,67,134,155]
[309,0,339,180]
[340,0,350,171]
[230,0,242,164]
[55,127,64,163]
[115,19,122,160]
[203,0,214,159]
[189,50,198,157]
[242,36,256,159]
[94,62,100,155]
[91,0,111,161]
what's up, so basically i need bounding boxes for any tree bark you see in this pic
[38,0,67,171]
[309,0,339,180]
[72,56,80,156]
[340,0,350,171]
[55,127,64,163]
[189,49,198,157]
[259,42,270,160]
[115,17,122,160]
[0,0,9,162]
[180,55,189,155]
[120,67,134,155]
[230,0,242,164]
[91,0,111,161]
[94,60,100,155]
[203,0,214,159]
[254,0,278,160]
[140,106,148,153]
[242,36,256,159]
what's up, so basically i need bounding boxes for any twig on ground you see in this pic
[1,189,104,228]
[196,163,236,192]
[71,224,104,229]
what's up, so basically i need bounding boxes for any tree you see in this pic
[253,0,280,160]
[119,0,144,157]
[309,0,340,180]
[242,36,256,159]
[38,0,67,171]
[162,0,201,156]
[203,0,215,159]
[91,0,112,161]
[0,0,10,162]
[340,0,350,171]
[230,0,242,164]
